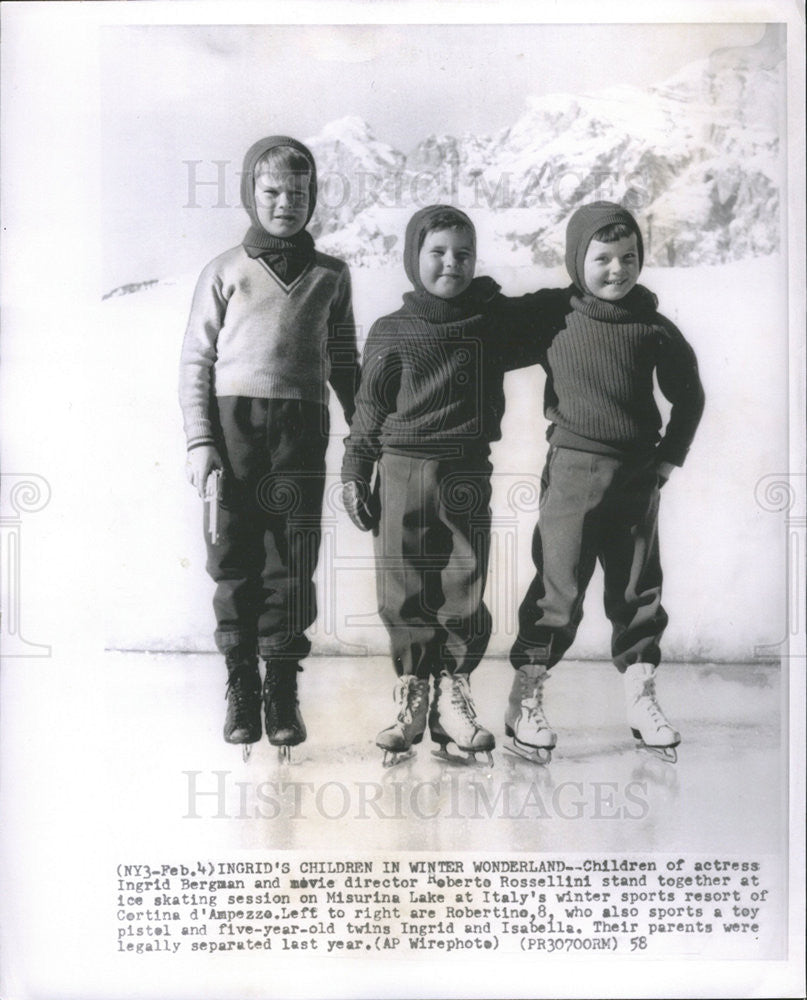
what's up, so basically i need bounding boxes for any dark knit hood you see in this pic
[240,135,318,229]
[403,204,476,292]
[565,201,644,294]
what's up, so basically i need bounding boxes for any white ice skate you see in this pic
[429,672,495,766]
[624,662,680,763]
[504,663,556,765]
[376,676,429,767]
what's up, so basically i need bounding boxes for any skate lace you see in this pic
[640,677,668,727]
[449,676,478,722]
[265,666,301,710]
[396,677,425,725]
[225,665,259,707]
[522,695,548,725]
[519,672,547,722]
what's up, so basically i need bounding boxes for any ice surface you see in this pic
[0,651,786,999]
[0,654,783,856]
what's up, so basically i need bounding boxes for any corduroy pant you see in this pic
[205,397,329,661]
[510,446,668,673]
[374,452,493,678]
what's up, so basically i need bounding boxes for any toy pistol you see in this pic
[205,469,223,545]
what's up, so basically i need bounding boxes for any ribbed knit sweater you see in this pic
[179,245,359,450]
[538,286,704,465]
[341,279,561,484]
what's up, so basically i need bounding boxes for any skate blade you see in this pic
[224,738,258,761]
[276,745,294,763]
[503,741,552,765]
[381,748,416,768]
[431,746,494,767]
[634,740,678,764]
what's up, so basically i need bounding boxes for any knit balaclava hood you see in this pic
[400,205,503,323]
[240,135,318,230]
[403,205,477,292]
[565,201,644,295]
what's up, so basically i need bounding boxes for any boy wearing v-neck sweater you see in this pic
[505,201,705,763]
[179,135,359,756]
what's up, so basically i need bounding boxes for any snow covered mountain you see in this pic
[305,116,407,239]
[308,26,784,269]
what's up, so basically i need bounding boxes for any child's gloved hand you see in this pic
[342,479,378,531]
[186,446,223,498]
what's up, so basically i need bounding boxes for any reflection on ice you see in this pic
[35,652,780,857]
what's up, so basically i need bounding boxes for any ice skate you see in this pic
[263,661,306,762]
[223,648,262,761]
[429,672,495,766]
[503,663,556,765]
[624,662,680,763]
[376,675,429,767]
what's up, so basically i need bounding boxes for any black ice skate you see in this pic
[376,675,429,767]
[624,662,680,763]
[263,660,306,762]
[223,647,262,761]
[429,671,495,766]
[503,663,556,765]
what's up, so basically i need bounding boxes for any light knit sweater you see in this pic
[179,245,358,450]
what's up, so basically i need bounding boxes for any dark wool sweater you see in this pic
[536,285,705,465]
[342,279,562,483]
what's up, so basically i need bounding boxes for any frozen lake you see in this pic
[1,653,783,858]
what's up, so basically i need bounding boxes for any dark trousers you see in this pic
[205,397,329,660]
[374,452,493,678]
[510,446,668,673]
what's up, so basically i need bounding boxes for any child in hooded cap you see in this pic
[341,205,561,765]
[179,136,359,758]
[505,201,705,763]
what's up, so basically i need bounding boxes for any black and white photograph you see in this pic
[0,1,804,998]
